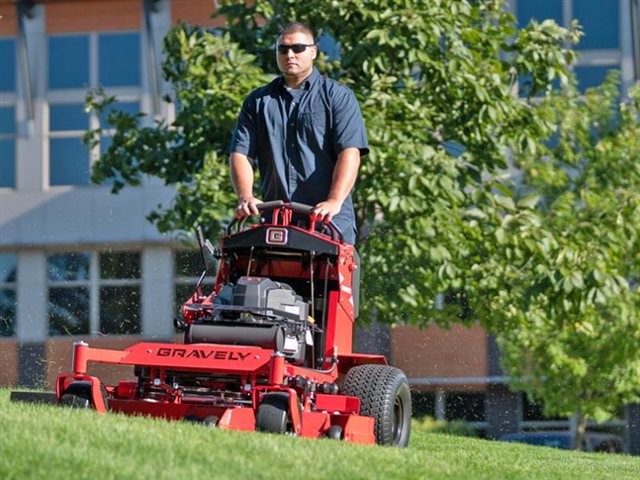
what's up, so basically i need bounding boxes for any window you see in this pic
[572,0,619,50]
[49,103,90,186]
[98,32,141,87]
[0,254,17,337]
[445,392,486,422]
[48,252,90,335]
[0,37,16,92]
[575,66,614,92]
[0,106,16,188]
[1,37,16,189]
[47,31,142,188]
[48,251,141,336]
[516,0,563,29]
[174,250,213,318]
[411,391,436,417]
[98,251,141,334]
[48,35,90,89]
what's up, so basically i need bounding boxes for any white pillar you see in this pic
[141,246,174,338]
[16,4,46,192]
[16,251,48,341]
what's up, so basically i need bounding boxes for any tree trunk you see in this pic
[570,410,587,450]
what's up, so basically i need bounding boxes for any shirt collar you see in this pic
[278,67,320,91]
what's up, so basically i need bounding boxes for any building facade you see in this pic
[1,0,639,452]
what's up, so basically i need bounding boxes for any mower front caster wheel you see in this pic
[256,392,289,434]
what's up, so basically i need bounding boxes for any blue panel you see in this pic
[0,254,17,283]
[0,140,16,188]
[98,32,140,87]
[573,0,619,50]
[0,38,16,92]
[517,0,563,28]
[50,104,89,131]
[317,32,341,61]
[48,35,90,89]
[0,106,15,134]
[100,135,112,154]
[49,138,90,185]
[99,101,140,127]
[575,65,615,91]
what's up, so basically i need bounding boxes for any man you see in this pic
[228,22,368,245]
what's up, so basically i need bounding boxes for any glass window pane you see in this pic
[99,32,140,87]
[175,250,204,277]
[517,0,563,28]
[99,101,140,127]
[0,38,16,92]
[49,138,90,185]
[573,0,619,50]
[0,106,15,134]
[445,392,486,422]
[50,104,89,131]
[175,283,195,315]
[0,139,16,188]
[0,254,17,283]
[48,35,89,89]
[100,251,140,279]
[317,32,341,61]
[99,286,140,334]
[48,287,90,335]
[0,288,16,337]
[47,252,90,281]
[575,65,613,92]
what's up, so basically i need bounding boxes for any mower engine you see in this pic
[185,276,313,365]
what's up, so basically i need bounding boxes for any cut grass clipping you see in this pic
[1,389,639,479]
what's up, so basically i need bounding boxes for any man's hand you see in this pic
[235,196,260,219]
[313,199,342,223]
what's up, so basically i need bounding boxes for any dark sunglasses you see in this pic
[277,43,315,54]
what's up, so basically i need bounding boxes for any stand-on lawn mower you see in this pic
[52,202,412,446]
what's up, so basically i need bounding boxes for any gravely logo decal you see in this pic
[157,348,250,361]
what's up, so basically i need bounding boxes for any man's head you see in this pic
[276,22,317,87]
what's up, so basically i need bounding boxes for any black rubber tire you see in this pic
[256,392,289,434]
[341,364,412,447]
[60,381,93,409]
[326,425,343,440]
[203,415,219,427]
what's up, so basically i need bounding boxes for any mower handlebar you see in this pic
[227,201,344,242]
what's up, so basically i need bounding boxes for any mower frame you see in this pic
[55,202,411,446]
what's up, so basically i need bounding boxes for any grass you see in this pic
[1,389,639,479]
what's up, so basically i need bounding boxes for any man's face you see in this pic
[276,31,317,81]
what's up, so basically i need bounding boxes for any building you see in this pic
[1,0,639,452]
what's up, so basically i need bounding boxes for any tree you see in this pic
[496,73,640,447]
[87,0,578,326]
[83,0,640,444]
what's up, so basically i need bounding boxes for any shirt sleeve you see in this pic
[331,87,369,157]
[227,93,257,161]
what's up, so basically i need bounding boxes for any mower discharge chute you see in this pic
[55,202,412,446]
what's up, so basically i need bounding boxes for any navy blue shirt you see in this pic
[229,68,369,244]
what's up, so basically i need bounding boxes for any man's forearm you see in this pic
[230,152,255,200]
[327,147,361,203]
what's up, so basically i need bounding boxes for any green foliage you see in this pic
[496,74,640,422]
[411,415,478,438]
[83,0,640,427]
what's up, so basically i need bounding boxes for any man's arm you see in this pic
[230,152,260,218]
[313,147,361,222]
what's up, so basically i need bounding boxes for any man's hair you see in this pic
[278,22,315,43]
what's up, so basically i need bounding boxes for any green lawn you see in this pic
[1,389,639,479]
